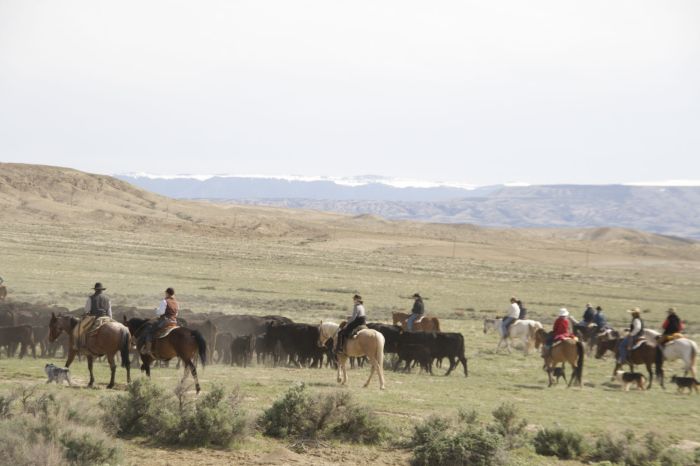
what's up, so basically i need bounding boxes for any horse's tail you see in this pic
[575,340,584,384]
[375,332,385,370]
[120,329,131,369]
[192,329,207,367]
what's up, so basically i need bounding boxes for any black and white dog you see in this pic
[44,363,72,386]
[614,370,646,391]
[670,375,699,394]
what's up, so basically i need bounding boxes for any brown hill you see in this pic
[1,163,698,263]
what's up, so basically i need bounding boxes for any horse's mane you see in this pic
[126,317,151,335]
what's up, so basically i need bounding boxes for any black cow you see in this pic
[396,332,468,376]
[215,332,233,364]
[263,323,324,368]
[230,335,255,368]
[395,343,433,374]
[366,323,401,354]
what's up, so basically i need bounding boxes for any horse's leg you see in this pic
[65,348,77,368]
[646,362,653,389]
[340,355,348,385]
[336,355,343,383]
[107,354,116,389]
[189,359,201,394]
[87,356,95,388]
[611,362,620,381]
[546,361,554,387]
[363,359,376,388]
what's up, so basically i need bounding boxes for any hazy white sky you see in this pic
[1,1,699,185]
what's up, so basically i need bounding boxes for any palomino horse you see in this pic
[534,329,584,387]
[123,317,207,394]
[595,331,659,389]
[49,313,131,389]
[655,337,698,385]
[483,318,543,355]
[318,321,386,390]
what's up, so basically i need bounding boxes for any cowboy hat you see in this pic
[352,294,362,301]
[412,293,422,299]
[626,307,641,313]
[558,308,569,317]
[667,307,676,313]
[92,282,106,291]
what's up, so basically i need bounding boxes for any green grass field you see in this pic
[1,219,699,464]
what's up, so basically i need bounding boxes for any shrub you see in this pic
[60,427,122,466]
[489,402,528,449]
[588,430,690,466]
[0,386,121,466]
[260,383,315,439]
[533,427,585,460]
[172,385,247,447]
[411,415,506,466]
[103,379,247,448]
[101,377,172,437]
[260,384,387,444]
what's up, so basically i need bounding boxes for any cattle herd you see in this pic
[0,301,468,377]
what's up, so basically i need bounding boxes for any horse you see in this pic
[483,318,543,355]
[48,313,131,389]
[655,337,698,385]
[594,331,658,389]
[123,317,207,394]
[534,329,584,387]
[317,321,385,390]
[392,312,441,333]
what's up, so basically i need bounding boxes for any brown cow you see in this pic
[0,325,35,358]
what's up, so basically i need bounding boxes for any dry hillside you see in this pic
[1,162,698,266]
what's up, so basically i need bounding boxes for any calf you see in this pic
[230,335,255,368]
[395,343,433,374]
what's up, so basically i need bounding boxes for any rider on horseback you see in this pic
[501,297,520,337]
[406,293,424,331]
[618,308,643,364]
[139,287,179,356]
[543,308,575,358]
[659,307,684,345]
[85,282,112,318]
[335,294,366,355]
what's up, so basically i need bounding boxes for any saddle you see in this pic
[155,322,179,339]
[73,316,113,352]
[551,336,578,348]
[349,324,367,339]
[631,339,648,351]
[659,333,685,345]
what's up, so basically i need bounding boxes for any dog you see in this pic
[614,370,646,391]
[44,363,72,386]
[547,366,567,385]
[670,375,699,394]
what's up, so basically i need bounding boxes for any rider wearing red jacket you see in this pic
[553,308,575,341]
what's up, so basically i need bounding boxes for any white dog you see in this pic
[44,363,72,386]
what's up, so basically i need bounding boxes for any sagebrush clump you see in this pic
[102,378,247,448]
[260,383,387,444]
[533,427,585,460]
[0,385,121,466]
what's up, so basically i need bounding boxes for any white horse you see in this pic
[657,338,698,383]
[483,318,543,355]
[318,321,386,390]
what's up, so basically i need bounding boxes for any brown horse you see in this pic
[535,329,584,387]
[123,317,207,394]
[48,313,131,389]
[594,331,659,389]
[392,312,441,333]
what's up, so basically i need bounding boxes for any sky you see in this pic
[1,1,699,186]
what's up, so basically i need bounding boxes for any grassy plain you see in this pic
[1,208,700,464]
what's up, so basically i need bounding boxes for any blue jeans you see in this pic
[407,314,420,331]
[618,336,632,363]
[502,317,516,336]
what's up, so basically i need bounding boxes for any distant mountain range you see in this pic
[116,174,700,239]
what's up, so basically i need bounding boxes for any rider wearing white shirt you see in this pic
[502,297,520,336]
[335,294,367,354]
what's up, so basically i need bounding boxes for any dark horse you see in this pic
[49,313,131,389]
[595,331,661,389]
[123,317,207,394]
